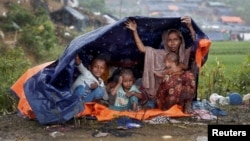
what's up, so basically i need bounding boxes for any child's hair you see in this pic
[165,52,179,65]
[120,68,134,78]
[107,68,121,83]
[90,55,108,66]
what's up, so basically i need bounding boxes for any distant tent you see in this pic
[207,1,227,7]
[168,5,179,11]
[11,16,211,125]
[220,16,244,24]
[50,6,88,31]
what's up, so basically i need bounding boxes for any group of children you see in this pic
[71,54,142,112]
[71,51,192,113]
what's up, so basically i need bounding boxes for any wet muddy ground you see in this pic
[0,105,249,141]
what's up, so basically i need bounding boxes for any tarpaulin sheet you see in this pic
[78,102,190,121]
[10,16,211,125]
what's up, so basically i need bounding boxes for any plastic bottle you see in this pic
[126,123,141,129]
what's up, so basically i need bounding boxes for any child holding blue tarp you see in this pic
[71,54,109,103]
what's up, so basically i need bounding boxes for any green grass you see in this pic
[208,41,250,54]
[197,41,250,98]
[205,54,247,76]
[203,41,250,77]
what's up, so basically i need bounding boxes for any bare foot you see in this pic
[184,108,193,114]
[184,101,193,114]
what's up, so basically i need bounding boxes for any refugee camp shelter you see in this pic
[50,6,88,31]
[220,16,244,24]
[11,16,211,125]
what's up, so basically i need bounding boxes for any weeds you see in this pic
[0,45,30,114]
[198,55,250,100]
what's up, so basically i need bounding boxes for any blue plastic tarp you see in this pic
[17,16,209,125]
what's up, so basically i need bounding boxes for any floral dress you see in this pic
[156,71,196,110]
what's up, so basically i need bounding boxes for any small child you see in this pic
[155,52,196,114]
[109,68,142,111]
[71,54,109,103]
[105,68,121,105]
[154,52,183,78]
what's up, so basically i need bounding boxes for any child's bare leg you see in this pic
[184,101,193,114]
[132,103,138,111]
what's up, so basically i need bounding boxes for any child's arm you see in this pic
[154,70,164,78]
[75,55,88,74]
[75,54,81,65]
[172,65,184,76]
[126,91,143,99]
[165,65,184,75]
[126,85,143,99]
[110,76,122,96]
[90,82,98,89]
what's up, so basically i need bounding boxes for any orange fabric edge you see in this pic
[11,61,54,119]
[195,39,211,69]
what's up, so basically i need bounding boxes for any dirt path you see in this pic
[0,105,249,141]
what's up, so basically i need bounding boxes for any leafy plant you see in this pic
[0,4,33,32]
[198,54,250,99]
[18,6,57,63]
[198,58,229,99]
[231,55,250,94]
[0,45,31,114]
[0,3,58,63]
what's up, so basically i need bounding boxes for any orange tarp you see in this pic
[78,102,190,121]
[196,39,211,69]
[11,61,54,119]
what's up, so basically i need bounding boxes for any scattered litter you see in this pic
[210,108,227,116]
[126,122,142,129]
[162,135,172,139]
[92,130,109,137]
[168,118,182,124]
[192,109,217,120]
[143,116,170,124]
[44,124,73,132]
[243,93,250,105]
[85,115,97,120]
[228,93,243,105]
[209,93,229,106]
[115,116,143,128]
[49,131,64,138]
[116,126,128,130]
[93,128,133,137]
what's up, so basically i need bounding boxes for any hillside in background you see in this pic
[1,0,250,43]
